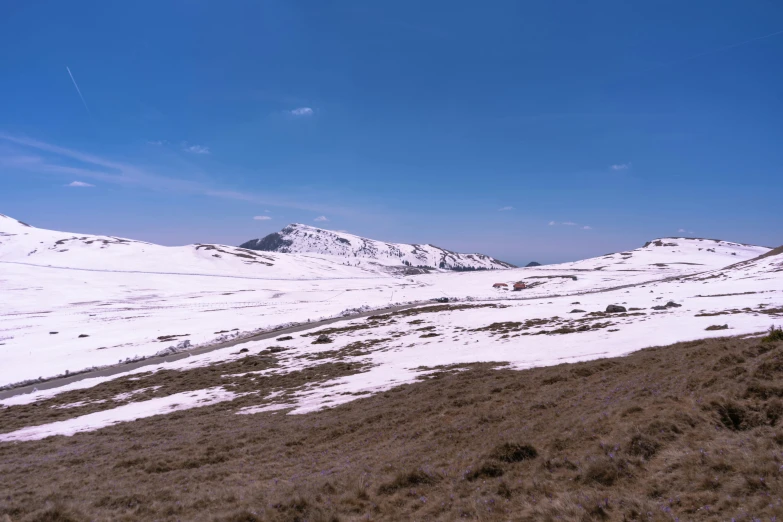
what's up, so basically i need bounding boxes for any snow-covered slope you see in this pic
[1,212,779,399]
[547,237,769,273]
[0,214,383,280]
[240,223,515,271]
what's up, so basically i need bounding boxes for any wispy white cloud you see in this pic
[611,163,630,171]
[146,140,167,146]
[290,107,314,117]
[0,133,351,216]
[183,144,210,155]
[253,215,272,221]
[678,228,695,234]
[498,206,514,211]
[67,181,94,187]
[549,220,593,230]
[65,66,90,114]
[314,216,329,222]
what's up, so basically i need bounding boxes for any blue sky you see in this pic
[1,1,781,265]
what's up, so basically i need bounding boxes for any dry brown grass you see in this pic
[3,334,783,520]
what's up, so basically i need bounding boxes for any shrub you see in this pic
[489,442,538,463]
[626,434,660,459]
[712,400,762,431]
[377,470,440,494]
[762,326,783,343]
[583,458,624,486]
[466,462,504,481]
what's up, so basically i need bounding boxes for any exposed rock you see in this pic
[705,324,729,331]
[276,336,294,341]
[78,334,89,338]
[605,305,627,313]
[652,301,682,311]
[525,261,542,267]
[312,334,334,345]
[570,309,586,313]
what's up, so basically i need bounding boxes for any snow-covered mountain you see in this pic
[0,214,381,280]
[240,223,516,271]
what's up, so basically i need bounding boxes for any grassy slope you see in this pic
[3,332,783,521]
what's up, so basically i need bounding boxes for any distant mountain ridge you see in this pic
[240,224,516,271]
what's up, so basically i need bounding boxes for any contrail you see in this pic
[65,66,91,114]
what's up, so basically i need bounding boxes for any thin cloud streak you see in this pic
[184,144,210,154]
[0,134,353,216]
[67,181,94,187]
[253,216,272,221]
[549,220,593,230]
[66,66,90,114]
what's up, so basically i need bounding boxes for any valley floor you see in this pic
[2,333,783,521]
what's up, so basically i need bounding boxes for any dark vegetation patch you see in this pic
[473,315,615,337]
[0,353,369,434]
[303,323,373,337]
[705,324,729,331]
[156,334,189,342]
[763,326,783,343]
[696,305,783,318]
[367,303,506,322]
[303,339,390,361]
[3,334,783,520]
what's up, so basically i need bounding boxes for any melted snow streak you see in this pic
[0,387,238,441]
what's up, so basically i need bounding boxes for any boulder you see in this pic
[312,334,334,344]
[605,305,627,313]
[652,301,682,311]
[705,324,729,331]
[570,309,586,313]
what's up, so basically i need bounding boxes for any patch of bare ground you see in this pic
[0,352,371,434]
[696,305,783,318]
[473,314,618,337]
[367,303,507,322]
[3,335,783,520]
